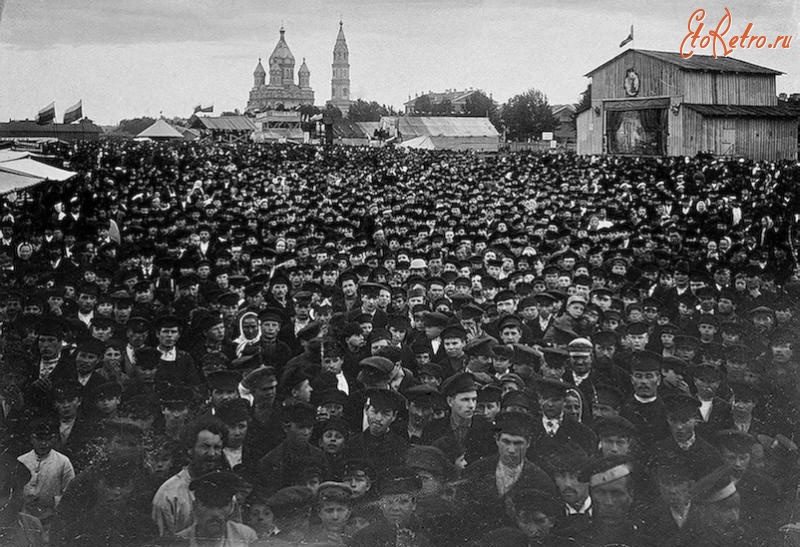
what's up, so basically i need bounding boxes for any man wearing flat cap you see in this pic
[454,411,557,543]
[571,455,646,546]
[528,378,596,464]
[177,471,258,546]
[421,372,495,465]
[342,388,408,482]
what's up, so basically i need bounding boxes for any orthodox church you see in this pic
[246,23,352,115]
[246,27,314,113]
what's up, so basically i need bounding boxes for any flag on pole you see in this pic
[193,104,213,114]
[619,25,634,47]
[36,102,56,125]
[63,100,82,124]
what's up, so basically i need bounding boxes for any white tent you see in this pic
[0,150,76,194]
[398,135,436,150]
[135,119,183,140]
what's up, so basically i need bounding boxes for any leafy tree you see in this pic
[465,90,501,130]
[114,117,156,136]
[347,99,392,122]
[431,98,453,116]
[500,88,559,142]
[414,95,432,115]
[323,104,343,122]
[575,84,592,114]
[220,109,242,116]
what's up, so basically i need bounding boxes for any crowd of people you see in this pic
[1,139,800,546]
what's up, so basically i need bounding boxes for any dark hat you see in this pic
[422,311,450,328]
[593,384,624,410]
[592,330,618,346]
[154,314,182,331]
[314,389,349,408]
[206,370,241,392]
[282,403,316,426]
[52,380,82,401]
[663,393,701,420]
[365,388,405,412]
[379,468,422,495]
[593,416,637,439]
[579,455,633,487]
[674,335,701,349]
[661,356,689,374]
[316,482,353,504]
[692,465,738,504]
[629,351,662,372]
[159,384,193,407]
[93,381,122,400]
[494,411,534,437]
[729,381,761,403]
[190,471,241,507]
[264,485,315,514]
[714,429,756,453]
[359,356,395,374]
[241,366,277,390]
[76,336,105,356]
[342,458,375,479]
[404,384,439,408]
[536,378,569,399]
[216,398,250,424]
[626,322,649,336]
[258,307,285,323]
[501,390,533,412]
[691,363,723,382]
[464,336,498,357]
[696,314,719,328]
[440,372,477,397]
[406,445,451,477]
[318,417,350,436]
[199,314,225,332]
[29,415,59,437]
[418,363,444,380]
[477,384,503,403]
[440,324,467,341]
[460,304,485,321]
[498,315,524,332]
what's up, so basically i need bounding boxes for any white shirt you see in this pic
[430,337,441,355]
[39,357,60,379]
[59,419,76,445]
[671,503,691,529]
[159,347,177,362]
[699,399,713,422]
[495,461,523,496]
[152,467,194,537]
[224,447,243,469]
[634,394,657,404]
[335,372,349,395]
[565,496,592,516]
[542,416,561,436]
[17,449,75,517]
[77,373,92,386]
[573,371,590,386]
[77,311,93,327]
[126,344,137,366]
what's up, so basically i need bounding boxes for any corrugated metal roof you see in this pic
[685,104,800,117]
[191,116,256,131]
[398,117,499,138]
[586,49,783,76]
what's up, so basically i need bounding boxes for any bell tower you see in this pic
[329,20,352,116]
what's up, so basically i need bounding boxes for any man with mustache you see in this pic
[151,417,227,536]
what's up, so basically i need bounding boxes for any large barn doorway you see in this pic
[606,108,668,155]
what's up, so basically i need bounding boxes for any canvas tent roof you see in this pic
[0,150,76,194]
[398,117,499,138]
[190,116,257,131]
[136,119,184,139]
[398,135,436,150]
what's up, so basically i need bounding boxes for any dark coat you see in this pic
[421,416,496,466]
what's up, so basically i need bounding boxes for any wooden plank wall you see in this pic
[679,110,797,160]
[591,51,683,101]
[576,109,603,155]
[684,73,777,105]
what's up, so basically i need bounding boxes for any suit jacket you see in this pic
[455,455,557,543]
[527,416,597,465]
[695,397,733,438]
[421,416,496,465]
[648,435,723,480]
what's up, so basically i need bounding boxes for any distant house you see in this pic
[189,116,256,143]
[550,104,577,147]
[403,89,484,115]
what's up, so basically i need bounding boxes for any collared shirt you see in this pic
[495,461,523,496]
[17,449,75,518]
[159,347,177,362]
[677,433,696,451]
[126,344,137,366]
[59,419,76,444]
[565,496,592,516]
[224,447,243,469]
[39,357,60,379]
[77,373,92,386]
[152,467,194,536]
[734,418,752,433]
[335,372,349,395]
[634,394,657,404]
[430,337,441,355]
[450,415,471,444]
[699,399,712,422]
[177,520,258,547]
[542,416,561,436]
[671,503,691,529]
[573,371,590,386]
[77,311,93,327]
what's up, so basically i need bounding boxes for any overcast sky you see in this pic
[0,0,798,124]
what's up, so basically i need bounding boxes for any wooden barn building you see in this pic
[576,49,799,160]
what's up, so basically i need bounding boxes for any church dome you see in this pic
[254,58,266,76]
[270,26,295,63]
[298,58,310,75]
